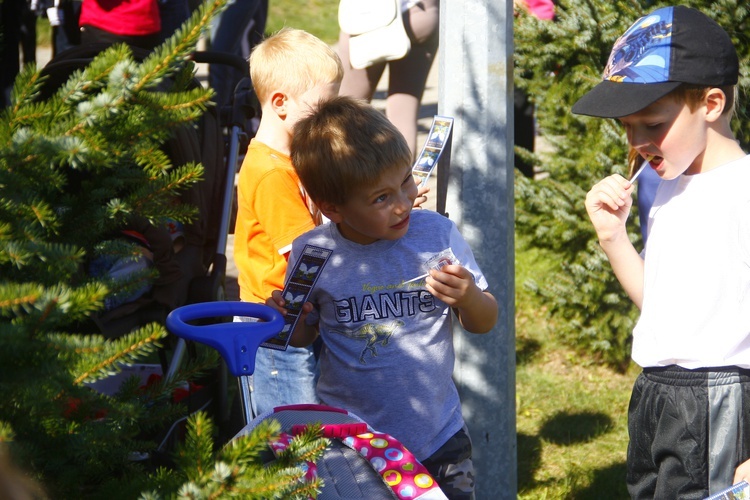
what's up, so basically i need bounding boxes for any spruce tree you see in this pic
[514,0,750,369]
[0,1,326,497]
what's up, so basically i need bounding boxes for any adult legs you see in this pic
[49,1,82,57]
[385,0,439,156]
[337,31,386,102]
[338,0,439,157]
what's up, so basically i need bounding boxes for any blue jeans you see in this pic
[235,315,319,417]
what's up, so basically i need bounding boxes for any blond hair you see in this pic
[291,96,413,206]
[249,28,344,104]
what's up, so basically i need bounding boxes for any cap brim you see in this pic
[572,80,682,118]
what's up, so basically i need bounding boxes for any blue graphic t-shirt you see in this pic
[286,209,488,460]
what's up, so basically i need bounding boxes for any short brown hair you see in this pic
[291,96,413,206]
[668,83,736,115]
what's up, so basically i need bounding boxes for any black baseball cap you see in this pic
[572,6,739,118]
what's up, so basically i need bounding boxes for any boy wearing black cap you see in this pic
[576,6,750,498]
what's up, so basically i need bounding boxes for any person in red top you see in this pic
[79,0,162,50]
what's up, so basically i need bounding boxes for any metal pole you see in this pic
[439,0,517,496]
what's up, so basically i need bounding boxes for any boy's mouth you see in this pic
[644,153,662,167]
[391,215,410,230]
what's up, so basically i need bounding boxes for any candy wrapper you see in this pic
[403,248,459,284]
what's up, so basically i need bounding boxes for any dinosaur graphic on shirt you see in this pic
[330,319,405,364]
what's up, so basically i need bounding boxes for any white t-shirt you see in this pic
[632,155,750,368]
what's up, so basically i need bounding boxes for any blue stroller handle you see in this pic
[166,302,284,377]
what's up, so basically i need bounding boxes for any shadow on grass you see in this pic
[516,336,541,366]
[517,412,615,492]
[517,432,542,490]
[518,427,628,498]
[540,410,613,445]
[573,462,629,499]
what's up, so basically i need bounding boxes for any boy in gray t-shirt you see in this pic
[267,96,498,499]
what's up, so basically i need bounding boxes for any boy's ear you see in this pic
[270,91,288,118]
[705,87,727,122]
[318,201,344,223]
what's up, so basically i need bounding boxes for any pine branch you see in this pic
[0,281,107,331]
[54,44,133,109]
[7,65,46,120]
[137,0,229,93]
[0,0,302,495]
[67,324,168,385]
[126,163,203,217]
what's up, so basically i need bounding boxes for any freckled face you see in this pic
[334,164,418,245]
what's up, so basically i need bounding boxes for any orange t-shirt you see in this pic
[233,140,317,304]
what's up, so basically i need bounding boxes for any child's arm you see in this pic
[426,264,498,333]
[265,290,319,347]
[734,458,750,485]
[585,174,645,308]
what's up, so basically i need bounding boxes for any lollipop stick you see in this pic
[629,156,653,183]
[403,273,429,284]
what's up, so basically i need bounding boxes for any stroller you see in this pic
[37,42,259,447]
[38,43,255,336]
[166,301,449,499]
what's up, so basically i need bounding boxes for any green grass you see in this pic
[515,235,637,498]
[266,0,341,44]
[36,17,52,48]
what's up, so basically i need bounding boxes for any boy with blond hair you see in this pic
[233,28,343,416]
[269,96,498,498]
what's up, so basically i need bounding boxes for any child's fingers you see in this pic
[265,290,287,314]
[586,188,625,212]
[414,184,430,208]
[587,176,633,211]
[433,264,471,281]
[426,265,473,304]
